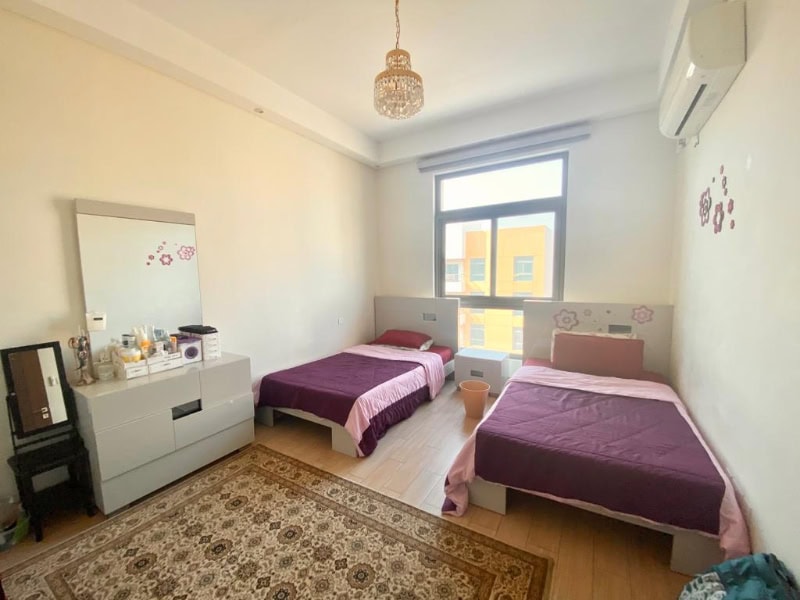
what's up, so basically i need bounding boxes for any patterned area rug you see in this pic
[2,445,551,599]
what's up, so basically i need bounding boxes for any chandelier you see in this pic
[374,0,424,119]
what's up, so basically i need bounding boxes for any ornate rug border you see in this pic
[2,444,553,599]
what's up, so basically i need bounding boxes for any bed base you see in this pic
[254,406,358,457]
[467,477,724,575]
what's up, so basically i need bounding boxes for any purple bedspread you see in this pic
[258,353,429,455]
[475,382,725,534]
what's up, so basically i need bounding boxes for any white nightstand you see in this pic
[455,348,510,396]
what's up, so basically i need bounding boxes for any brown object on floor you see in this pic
[1,445,551,600]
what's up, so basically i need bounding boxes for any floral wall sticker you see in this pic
[553,309,579,331]
[631,305,654,324]
[146,240,197,267]
[699,164,736,235]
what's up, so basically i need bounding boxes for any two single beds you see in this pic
[255,296,458,457]
[443,302,751,575]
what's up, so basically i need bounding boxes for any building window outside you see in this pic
[445,262,461,283]
[513,256,534,281]
[512,327,523,352]
[470,258,486,282]
[435,153,567,356]
[470,324,485,347]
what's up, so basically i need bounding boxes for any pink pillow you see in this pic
[371,329,432,350]
[551,332,644,379]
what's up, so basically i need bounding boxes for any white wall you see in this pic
[0,9,377,496]
[377,110,677,304]
[671,0,800,572]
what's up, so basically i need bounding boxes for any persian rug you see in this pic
[2,445,551,599]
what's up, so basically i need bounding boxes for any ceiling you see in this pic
[127,0,676,141]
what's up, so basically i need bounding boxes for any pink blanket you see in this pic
[443,365,751,559]
[342,345,445,456]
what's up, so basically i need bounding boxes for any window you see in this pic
[470,324,485,346]
[436,153,567,355]
[512,327,523,352]
[513,256,534,281]
[469,258,486,282]
[445,262,461,282]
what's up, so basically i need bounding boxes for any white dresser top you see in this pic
[72,353,249,399]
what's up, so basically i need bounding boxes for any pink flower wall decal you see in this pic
[699,194,712,227]
[713,202,725,234]
[730,219,736,230]
[631,305,654,324]
[553,309,579,331]
[728,198,734,214]
[160,254,173,266]
[177,245,196,261]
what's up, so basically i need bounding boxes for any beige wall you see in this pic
[377,110,677,304]
[0,10,378,496]
[671,0,800,572]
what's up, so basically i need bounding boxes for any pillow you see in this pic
[551,331,644,379]
[371,329,433,351]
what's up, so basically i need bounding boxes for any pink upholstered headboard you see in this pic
[522,301,674,376]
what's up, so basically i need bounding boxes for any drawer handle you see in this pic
[470,369,484,377]
[171,399,202,420]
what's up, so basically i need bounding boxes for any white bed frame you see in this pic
[255,296,459,457]
[468,478,722,575]
[467,301,724,575]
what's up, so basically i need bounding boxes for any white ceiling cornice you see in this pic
[378,71,660,166]
[0,0,380,165]
[2,1,666,168]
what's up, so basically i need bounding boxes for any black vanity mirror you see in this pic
[1,341,73,437]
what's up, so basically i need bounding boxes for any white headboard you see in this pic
[523,301,674,375]
[374,296,459,352]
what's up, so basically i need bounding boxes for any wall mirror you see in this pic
[1,341,72,437]
[76,200,202,360]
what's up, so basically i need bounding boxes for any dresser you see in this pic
[73,353,254,514]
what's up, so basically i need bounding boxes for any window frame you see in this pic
[434,152,568,310]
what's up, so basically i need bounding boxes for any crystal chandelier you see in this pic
[374,0,424,119]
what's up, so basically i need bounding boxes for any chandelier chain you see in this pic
[395,0,400,49]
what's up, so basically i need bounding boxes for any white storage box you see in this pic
[177,338,202,365]
[455,348,510,396]
[184,332,221,360]
[114,360,148,380]
[147,352,183,375]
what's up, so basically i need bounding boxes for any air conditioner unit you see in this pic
[658,0,746,139]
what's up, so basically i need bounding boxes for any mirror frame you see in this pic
[75,198,203,360]
[1,341,75,439]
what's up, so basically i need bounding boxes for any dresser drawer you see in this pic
[174,392,253,449]
[199,357,251,406]
[90,371,201,430]
[95,411,175,481]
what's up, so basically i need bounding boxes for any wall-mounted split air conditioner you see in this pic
[658,1,746,139]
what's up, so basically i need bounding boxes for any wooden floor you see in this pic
[0,381,690,599]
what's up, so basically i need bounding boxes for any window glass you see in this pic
[513,327,523,352]
[440,158,564,211]
[497,214,555,298]
[470,258,486,282]
[469,324,485,346]
[444,220,491,297]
